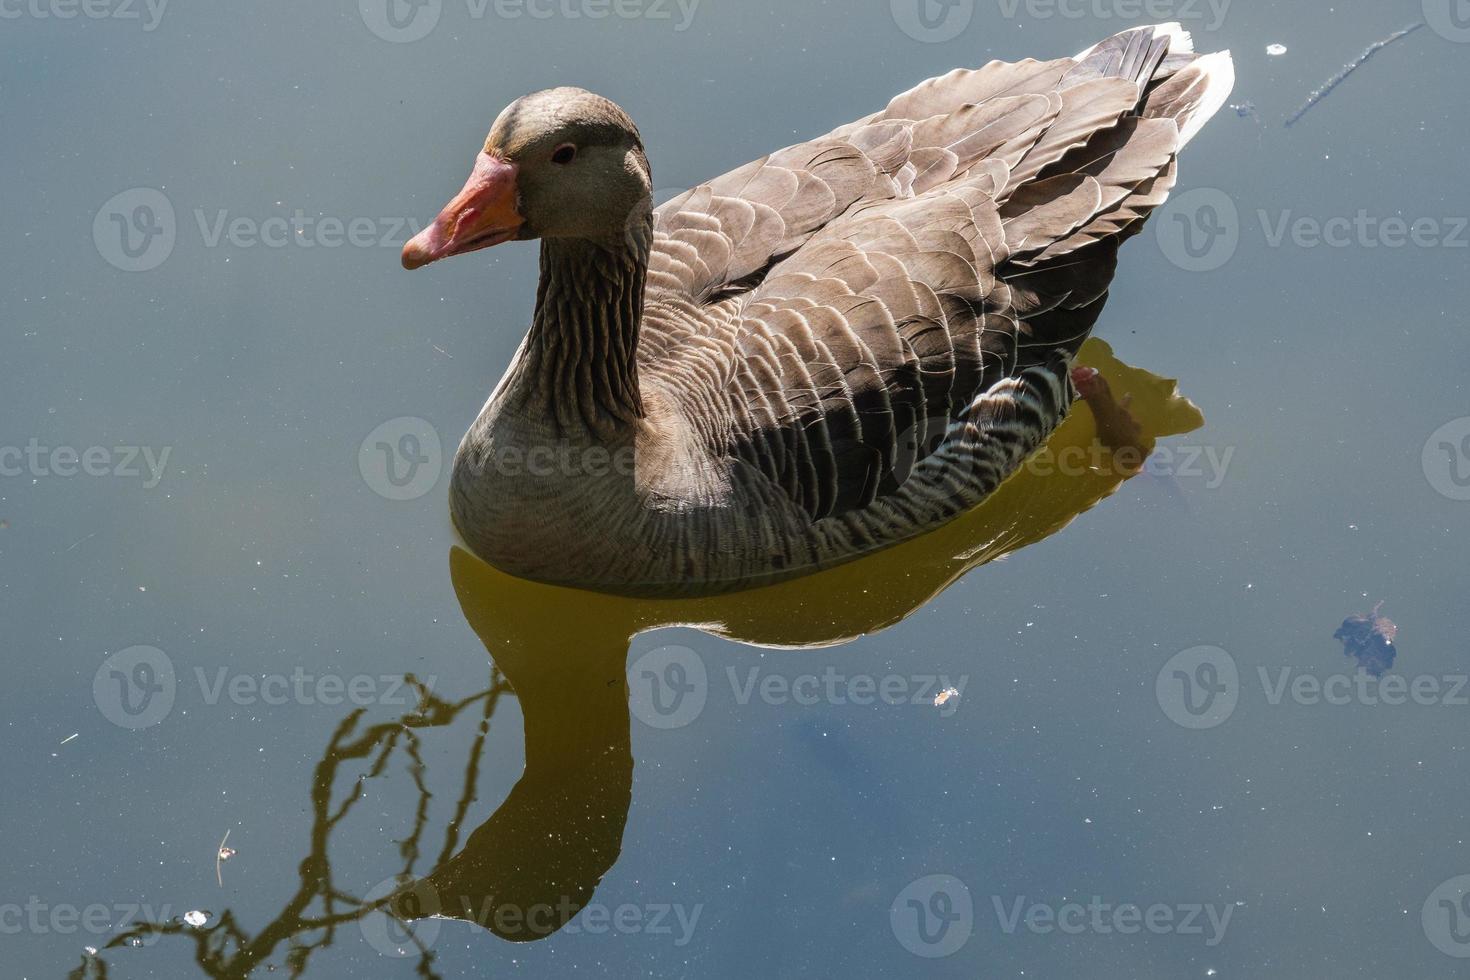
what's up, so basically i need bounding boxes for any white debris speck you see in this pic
[1267,43,1288,56]
[184,910,209,927]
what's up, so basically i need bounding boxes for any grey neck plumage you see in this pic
[506,212,652,436]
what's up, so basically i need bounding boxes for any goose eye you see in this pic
[551,144,577,165]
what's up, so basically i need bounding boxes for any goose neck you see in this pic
[515,219,650,434]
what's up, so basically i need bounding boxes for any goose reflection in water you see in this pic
[418,337,1201,945]
[78,338,1201,974]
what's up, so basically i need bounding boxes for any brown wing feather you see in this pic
[641,25,1232,524]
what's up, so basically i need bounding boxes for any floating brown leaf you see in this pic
[1333,601,1398,677]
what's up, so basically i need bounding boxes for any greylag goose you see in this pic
[402,24,1233,597]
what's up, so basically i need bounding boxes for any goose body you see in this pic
[403,24,1234,596]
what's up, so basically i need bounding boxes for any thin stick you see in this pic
[216,829,231,888]
[1285,22,1424,128]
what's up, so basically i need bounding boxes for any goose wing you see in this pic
[642,25,1233,524]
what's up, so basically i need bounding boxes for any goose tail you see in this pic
[992,25,1233,366]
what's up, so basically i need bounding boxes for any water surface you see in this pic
[3,1,1469,977]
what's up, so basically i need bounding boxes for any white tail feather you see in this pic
[1175,50,1235,148]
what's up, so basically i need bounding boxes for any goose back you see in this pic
[631,24,1231,553]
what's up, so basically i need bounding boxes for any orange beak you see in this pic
[402,152,524,270]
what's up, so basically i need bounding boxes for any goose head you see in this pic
[402,87,651,270]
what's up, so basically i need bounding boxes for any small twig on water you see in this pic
[1285,22,1423,128]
